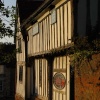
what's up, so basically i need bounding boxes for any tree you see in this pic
[0,0,16,63]
[0,0,15,38]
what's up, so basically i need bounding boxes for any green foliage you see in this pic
[70,37,100,66]
[0,1,16,38]
[0,1,16,63]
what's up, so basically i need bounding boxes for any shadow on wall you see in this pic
[30,88,42,100]
[73,0,100,39]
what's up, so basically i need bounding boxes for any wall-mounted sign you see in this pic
[53,73,66,90]
[51,9,57,24]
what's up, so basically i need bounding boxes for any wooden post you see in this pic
[47,56,54,100]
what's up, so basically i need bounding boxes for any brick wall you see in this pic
[75,53,100,100]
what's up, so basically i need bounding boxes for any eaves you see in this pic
[21,0,60,29]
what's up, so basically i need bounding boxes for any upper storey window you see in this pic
[51,9,57,24]
[32,23,39,36]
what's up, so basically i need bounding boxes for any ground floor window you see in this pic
[19,66,23,82]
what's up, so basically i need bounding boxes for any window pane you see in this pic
[18,38,22,52]
[19,66,23,82]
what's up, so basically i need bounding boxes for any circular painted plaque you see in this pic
[53,73,66,90]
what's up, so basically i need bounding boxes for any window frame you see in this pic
[32,23,39,36]
[51,9,57,24]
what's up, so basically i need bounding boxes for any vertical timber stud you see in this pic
[67,56,70,100]
[32,58,35,98]
[47,56,54,100]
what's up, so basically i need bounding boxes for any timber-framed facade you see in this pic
[16,0,100,100]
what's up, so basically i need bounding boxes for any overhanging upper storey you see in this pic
[17,0,62,28]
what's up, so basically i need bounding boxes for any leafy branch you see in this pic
[0,1,16,38]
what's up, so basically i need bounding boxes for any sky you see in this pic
[4,0,16,7]
[0,0,16,43]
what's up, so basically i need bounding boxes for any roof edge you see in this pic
[21,0,54,28]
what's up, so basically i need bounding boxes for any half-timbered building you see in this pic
[16,0,100,100]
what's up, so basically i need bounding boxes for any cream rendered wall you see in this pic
[16,38,26,99]
[16,16,26,99]
[16,64,26,99]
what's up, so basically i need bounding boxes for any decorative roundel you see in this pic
[53,72,66,90]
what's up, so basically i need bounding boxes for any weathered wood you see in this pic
[67,56,70,100]
[49,15,52,50]
[47,16,50,51]
[54,23,57,48]
[60,56,63,69]
[57,8,61,47]
[29,28,32,54]
[39,23,41,52]
[37,34,39,53]
[52,23,54,49]
[45,18,47,51]
[40,22,42,52]
[45,60,48,97]
[37,59,39,94]
[64,3,68,45]
[60,6,64,46]
[68,1,72,43]
[28,42,74,58]
[39,60,42,95]
[35,60,37,93]
[43,20,45,51]
[56,57,59,69]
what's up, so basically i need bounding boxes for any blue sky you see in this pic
[0,0,16,43]
[4,0,16,7]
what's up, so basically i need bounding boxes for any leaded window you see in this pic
[19,66,23,82]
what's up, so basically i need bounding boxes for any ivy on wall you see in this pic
[69,37,100,66]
